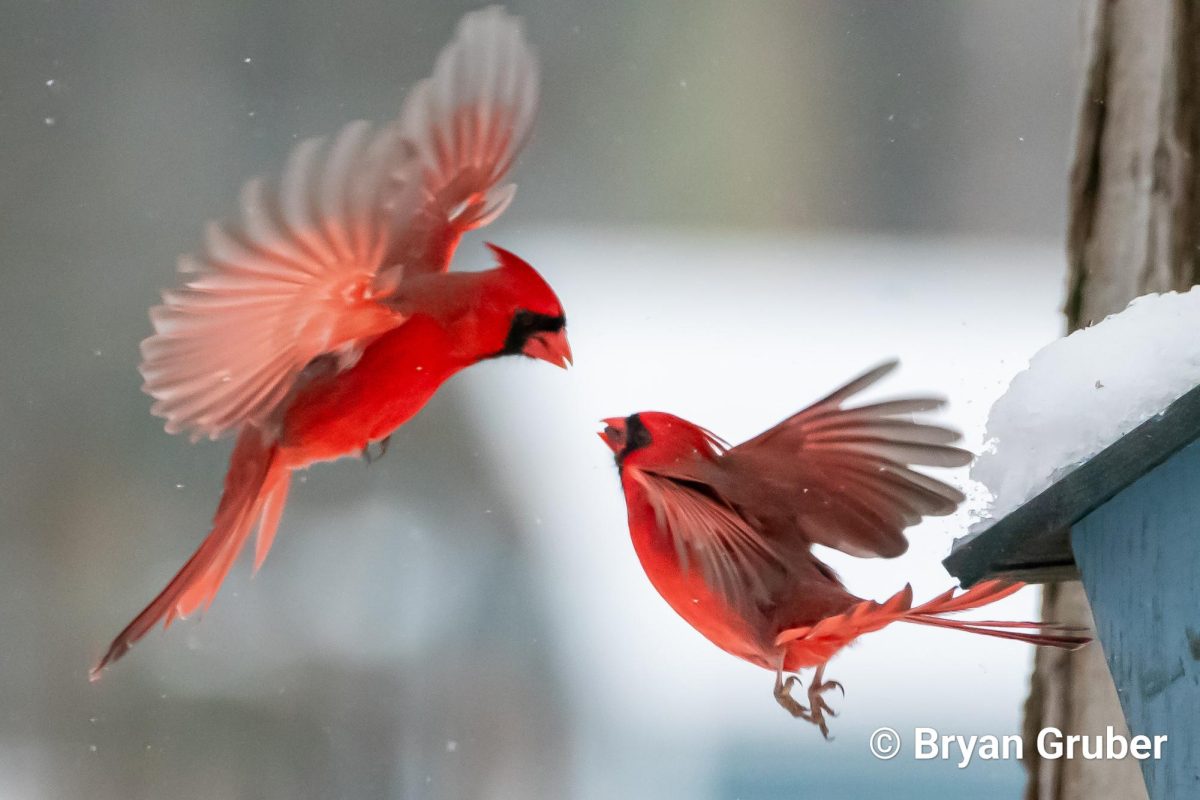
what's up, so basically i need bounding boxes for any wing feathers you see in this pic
[802,438,972,468]
[803,360,899,413]
[633,471,782,610]
[141,123,404,440]
[380,6,538,278]
[625,363,970,616]
[803,418,962,445]
[724,361,972,560]
[141,7,537,439]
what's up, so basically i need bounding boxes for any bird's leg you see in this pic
[361,436,392,465]
[804,664,844,740]
[773,659,817,725]
[773,659,842,739]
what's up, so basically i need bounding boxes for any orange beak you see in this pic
[598,417,625,453]
[522,328,573,369]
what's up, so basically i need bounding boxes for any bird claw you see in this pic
[361,436,392,465]
[812,678,844,705]
[806,671,843,739]
[773,674,816,721]
[809,680,841,715]
[774,667,842,740]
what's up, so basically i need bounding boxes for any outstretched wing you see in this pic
[141,7,539,441]
[631,465,787,610]
[140,122,406,441]
[723,360,973,559]
[378,5,539,282]
[629,363,972,618]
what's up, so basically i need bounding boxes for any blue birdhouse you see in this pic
[944,383,1200,799]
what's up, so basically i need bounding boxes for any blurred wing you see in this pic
[378,6,539,282]
[725,360,973,558]
[141,121,406,440]
[632,467,784,611]
[141,7,537,440]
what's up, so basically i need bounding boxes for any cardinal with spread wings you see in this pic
[92,7,571,678]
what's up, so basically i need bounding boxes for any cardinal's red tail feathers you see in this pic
[903,579,1090,649]
[774,579,1090,654]
[775,585,916,650]
[90,427,290,680]
[903,614,1092,648]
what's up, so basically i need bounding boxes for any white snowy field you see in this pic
[460,227,1070,798]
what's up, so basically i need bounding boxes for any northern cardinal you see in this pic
[599,362,1088,737]
[92,7,569,678]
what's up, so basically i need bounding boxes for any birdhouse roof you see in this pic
[945,381,1200,586]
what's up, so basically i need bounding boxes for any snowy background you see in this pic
[0,2,1098,799]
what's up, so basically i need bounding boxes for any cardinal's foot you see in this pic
[804,669,843,740]
[361,436,392,465]
[773,673,817,725]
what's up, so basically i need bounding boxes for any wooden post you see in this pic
[1027,1,1200,797]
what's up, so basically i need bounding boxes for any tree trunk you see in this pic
[1025,1,1200,798]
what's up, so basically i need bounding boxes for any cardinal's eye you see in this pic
[513,310,536,331]
[501,309,566,355]
[624,414,653,455]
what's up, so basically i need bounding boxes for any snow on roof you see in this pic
[972,286,1200,525]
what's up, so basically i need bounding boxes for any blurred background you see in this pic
[0,1,1091,798]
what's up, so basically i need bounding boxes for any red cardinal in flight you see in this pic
[599,362,1087,737]
[92,7,570,678]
